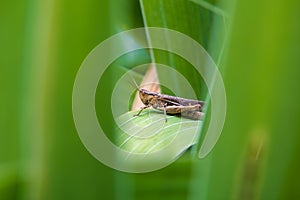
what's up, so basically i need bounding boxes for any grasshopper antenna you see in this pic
[128,73,141,92]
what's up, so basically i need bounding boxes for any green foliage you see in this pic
[116,110,202,155]
[1,0,300,199]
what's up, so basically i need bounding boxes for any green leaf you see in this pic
[115,110,203,158]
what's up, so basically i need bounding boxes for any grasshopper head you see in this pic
[139,89,155,106]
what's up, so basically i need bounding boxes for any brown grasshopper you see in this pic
[133,87,205,122]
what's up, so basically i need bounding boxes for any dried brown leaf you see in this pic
[131,63,161,110]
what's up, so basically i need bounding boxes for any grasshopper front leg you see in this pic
[133,105,151,117]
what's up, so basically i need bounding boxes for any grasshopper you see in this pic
[133,87,205,122]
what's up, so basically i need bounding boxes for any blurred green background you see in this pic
[1,0,300,199]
